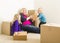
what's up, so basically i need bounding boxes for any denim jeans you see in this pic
[21,25,40,33]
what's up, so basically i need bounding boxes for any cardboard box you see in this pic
[40,24,60,43]
[1,22,10,35]
[13,31,27,40]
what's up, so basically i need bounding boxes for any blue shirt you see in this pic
[38,13,46,22]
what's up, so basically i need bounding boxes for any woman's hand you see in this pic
[26,16,31,20]
[26,15,32,20]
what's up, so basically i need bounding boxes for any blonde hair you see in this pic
[18,8,27,13]
[13,14,21,23]
[38,8,43,13]
[13,14,19,21]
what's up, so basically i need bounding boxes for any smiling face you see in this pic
[23,8,26,14]
[37,8,42,14]
[21,8,27,15]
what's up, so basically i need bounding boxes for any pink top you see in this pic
[22,20,32,25]
[22,14,32,26]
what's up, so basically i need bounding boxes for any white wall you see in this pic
[0,0,34,33]
[1,0,60,34]
[34,0,60,24]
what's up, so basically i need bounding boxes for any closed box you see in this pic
[40,23,60,43]
[1,22,10,35]
[13,31,27,40]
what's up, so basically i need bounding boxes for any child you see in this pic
[37,8,46,27]
[11,14,22,35]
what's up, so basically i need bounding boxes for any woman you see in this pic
[19,8,40,33]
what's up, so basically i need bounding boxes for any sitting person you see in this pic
[10,14,22,35]
[19,8,40,33]
[37,8,46,27]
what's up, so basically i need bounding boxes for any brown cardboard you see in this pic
[13,31,27,40]
[40,24,60,43]
[1,22,10,35]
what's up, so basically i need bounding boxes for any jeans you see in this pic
[39,22,46,27]
[21,25,40,33]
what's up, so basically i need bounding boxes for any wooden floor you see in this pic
[0,33,40,43]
